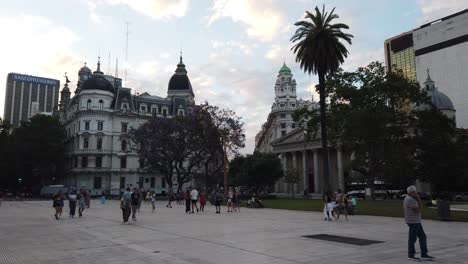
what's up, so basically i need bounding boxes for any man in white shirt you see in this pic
[190,188,199,213]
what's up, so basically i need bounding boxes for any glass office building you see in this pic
[384,32,417,80]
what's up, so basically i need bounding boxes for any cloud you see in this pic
[417,0,467,23]
[90,0,190,20]
[207,0,285,42]
[211,40,255,55]
[343,47,384,71]
[87,1,103,24]
[0,13,82,116]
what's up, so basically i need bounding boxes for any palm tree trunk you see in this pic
[318,71,330,193]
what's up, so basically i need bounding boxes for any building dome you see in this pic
[279,62,292,75]
[81,74,115,93]
[168,54,193,94]
[423,70,454,111]
[79,63,91,74]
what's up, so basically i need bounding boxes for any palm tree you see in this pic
[291,5,353,192]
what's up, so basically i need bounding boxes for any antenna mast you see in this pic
[124,21,129,87]
[107,51,111,75]
[115,58,119,78]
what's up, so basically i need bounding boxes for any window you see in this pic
[99,100,103,110]
[150,177,155,188]
[120,157,127,168]
[121,123,127,133]
[281,130,286,136]
[141,106,146,113]
[292,123,296,129]
[85,121,90,131]
[280,123,286,129]
[83,138,89,149]
[82,156,88,168]
[93,177,102,189]
[87,99,91,110]
[280,114,286,118]
[152,108,157,116]
[97,121,103,131]
[95,156,102,168]
[74,157,78,168]
[122,104,128,111]
[162,109,167,117]
[121,140,127,151]
[96,138,102,150]
[161,178,166,188]
[178,109,184,116]
[138,177,144,189]
[120,177,125,189]
[139,159,145,168]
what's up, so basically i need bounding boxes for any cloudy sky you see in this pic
[0,0,467,153]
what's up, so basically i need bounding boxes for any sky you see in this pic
[0,0,467,153]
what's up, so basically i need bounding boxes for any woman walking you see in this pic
[215,190,222,214]
[151,192,156,212]
[68,191,77,218]
[185,189,191,213]
[234,187,241,212]
[52,191,64,220]
[166,190,174,208]
[227,187,234,213]
[101,191,106,205]
[78,189,86,217]
[199,190,206,212]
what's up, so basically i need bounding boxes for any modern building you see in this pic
[3,73,60,126]
[385,9,468,127]
[255,63,349,194]
[59,55,195,195]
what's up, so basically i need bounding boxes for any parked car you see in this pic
[347,190,365,199]
[455,192,468,201]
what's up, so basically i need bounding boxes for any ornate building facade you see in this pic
[59,55,195,195]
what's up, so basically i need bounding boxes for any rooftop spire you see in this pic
[94,56,103,74]
[179,51,183,64]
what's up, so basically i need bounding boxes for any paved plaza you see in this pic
[1,200,467,264]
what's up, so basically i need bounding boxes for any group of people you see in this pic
[52,189,89,220]
[120,187,157,224]
[322,189,356,221]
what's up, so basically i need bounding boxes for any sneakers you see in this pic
[421,255,435,261]
[408,256,420,261]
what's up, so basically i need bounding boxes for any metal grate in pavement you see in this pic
[302,234,384,246]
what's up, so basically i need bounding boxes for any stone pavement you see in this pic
[0,200,467,264]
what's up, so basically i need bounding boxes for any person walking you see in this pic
[166,190,174,208]
[343,194,350,221]
[151,192,156,212]
[176,190,181,205]
[199,190,206,212]
[68,191,77,218]
[215,190,222,214]
[323,191,334,221]
[131,188,139,221]
[234,187,241,212]
[101,191,106,205]
[404,185,435,261]
[191,187,199,213]
[185,189,191,213]
[121,187,132,224]
[84,189,91,208]
[52,191,64,220]
[137,189,143,212]
[227,187,234,213]
[78,189,86,217]
[335,189,344,220]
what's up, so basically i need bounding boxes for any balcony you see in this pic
[70,149,112,155]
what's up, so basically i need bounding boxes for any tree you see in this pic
[199,102,245,193]
[229,152,283,193]
[291,5,353,192]
[0,118,13,189]
[283,166,300,198]
[10,115,66,190]
[130,117,179,191]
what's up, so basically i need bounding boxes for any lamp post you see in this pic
[303,129,308,195]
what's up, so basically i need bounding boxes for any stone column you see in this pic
[302,150,308,192]
[292,152,297,194]
[313,150,320,193]
[281,153,287,192]
[337,147,344,191]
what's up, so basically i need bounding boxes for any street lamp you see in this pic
[303,129,308,195]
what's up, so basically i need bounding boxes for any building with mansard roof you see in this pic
[59,55,195,195]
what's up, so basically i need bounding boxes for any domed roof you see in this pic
[429,89,454,110]
[279,62,292,75]
[423,70,454,111]
[81,74,115,93]
[79,62,91,74]
[168,54,193,95]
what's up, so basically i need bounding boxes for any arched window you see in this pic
[121,140,127,151]
[87,99,91,110]
[99,100,103,110]
[122,103,128,112]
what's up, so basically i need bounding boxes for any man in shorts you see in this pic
[190,187,199,213]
